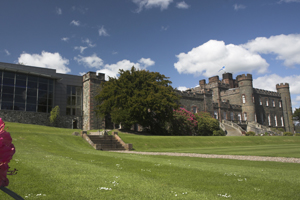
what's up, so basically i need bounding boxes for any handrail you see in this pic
[222,120,245,135]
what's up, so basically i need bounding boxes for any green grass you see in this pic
[1,122,300,200]
[117,131,300,157]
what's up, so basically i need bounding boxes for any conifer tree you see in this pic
[95,67,179,134]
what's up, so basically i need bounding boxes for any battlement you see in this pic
[175,90,204,99]
[209,75,219,83]
[253,88,281,97]
[236,74,252,81]
[276,83,289,89]
[83,71,105,81]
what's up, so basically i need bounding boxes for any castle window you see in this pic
[238,113,242,122]
[192,106,197,114]
[268,114,271,126]
[279,101,282,108]
[266,98,269,106]
[274,115,278,126]
[255,114,257,122]
[244,112,247,121]
[214,111,218,119]
[261,113,264,124]
[230,112,234,121]
[259,98,262,105]
[66,85,82,116]
[223,112,227,120]
[252,96,255,103]
[281,116,284,126]
[272,100,275,107]
[242,94,246,104]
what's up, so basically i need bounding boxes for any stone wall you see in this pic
[0,109,81,129]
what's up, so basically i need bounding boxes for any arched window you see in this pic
[274,115,277,126]
[244,112,247,121]
[242,95,246,104]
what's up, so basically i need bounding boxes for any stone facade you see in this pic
[0,62,294,132]
[187,73,294,132]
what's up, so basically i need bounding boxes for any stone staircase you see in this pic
[82,131,132,151]
[87,135,126,151]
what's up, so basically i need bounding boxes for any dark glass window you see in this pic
[2,93,13,101]
[14,103,25,111]
[28,81,37,89]
[2,86,14,94]
[39,83,48,91]
[15,79,26,88]
[66,85,82,115]
[15,87,26,96]
[0,72,53,113]
[3,78,14,86]
[27,96,37,104]
[15,95,26,103]
[26,104,36,112]
[3,72,15,79]
[1,102,13,110]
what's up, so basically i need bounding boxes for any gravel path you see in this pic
[112,151,300,163]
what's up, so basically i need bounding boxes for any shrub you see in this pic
[264,132,269,136]
[295,133,300,136]
[245,131,256,136]
[196,112,219,136]
[283,132,293,136]
[213,130,226,136]
[169,108,198,135]
[49,106,60,126]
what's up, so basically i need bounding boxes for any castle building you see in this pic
[178,73,294,133]
[0,62,294,132]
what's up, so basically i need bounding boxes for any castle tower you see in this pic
[82,72,105,130]
[276,83,294,133]
[236,74,255,122]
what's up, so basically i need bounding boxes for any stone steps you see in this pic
[86,135,126,151]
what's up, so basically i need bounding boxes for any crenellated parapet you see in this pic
[236,74,252,82]
[276,83,289,89]
[253,88,281,97]
[175,90,205,99]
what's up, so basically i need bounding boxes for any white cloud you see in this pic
[74,54,104,69]
[161,26,169,31]
[242,34,300,67]
[296,96,300,101]
[56,7,62,15]
[74,46,87,54]
[176,1,190,9]
[75,54,155,80]
[4,49,10,56]
[79,72,86,76]
[233,4,246,11]
[177,86,189,91]
[82,38,96,47]
[253,74,300,94]
[97,58,155,80]
[61,37,69,42]
[70,20,80,26]
[138,58,155,67]
[278,0,300,3]
[132,0,173,12]
[174,40,268,77]
[18,51,70,73]
[98,26,109,36]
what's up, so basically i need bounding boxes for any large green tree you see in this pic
[95,67,179,134]
[293,108,300,121]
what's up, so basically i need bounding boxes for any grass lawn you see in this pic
[1,122,299,200]
[117,131,300,158]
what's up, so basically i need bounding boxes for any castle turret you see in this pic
[276,83,294,133]
[236,74,255,122]
[82,72,105,130]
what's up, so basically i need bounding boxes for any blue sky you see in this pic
[1,0,300,109]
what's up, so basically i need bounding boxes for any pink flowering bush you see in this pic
[169,108,198,135]
[0,118,16,187]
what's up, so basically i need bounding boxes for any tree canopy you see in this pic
[293,107,300,121]
[95,67,179,134]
